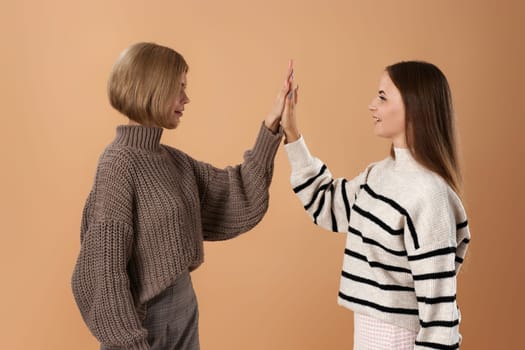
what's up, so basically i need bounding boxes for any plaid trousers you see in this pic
[353,312,417,350]
[101,271,200,350]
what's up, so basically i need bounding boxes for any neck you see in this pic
[392,136,407,149]
[114,123,164,151]
[128,119,160,128]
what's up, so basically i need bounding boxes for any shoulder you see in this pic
[99,143,138,165]
[365,156,395,183]
[162,144,188,160]
[410,168,462,210]
[368,156,392,172]
[161,144,198,168]
[94,145,137,185]
[400,167,456,212]
[404,170,468,244]
[87,145,137,222]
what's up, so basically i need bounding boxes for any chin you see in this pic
[373,128,385,137]
[165,118,181,130]
[373,131,393,140]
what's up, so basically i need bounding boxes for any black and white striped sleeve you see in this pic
[404,187,470,349]
[284,136,370,233]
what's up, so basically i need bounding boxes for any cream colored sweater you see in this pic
[285,136,470,350]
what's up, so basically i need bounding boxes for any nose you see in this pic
[368,96,377,111]
[183,92,190,104]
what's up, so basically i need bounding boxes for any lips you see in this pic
[372,115,382,123]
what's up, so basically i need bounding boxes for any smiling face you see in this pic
[368,71,407,148]
[165,72,190,129]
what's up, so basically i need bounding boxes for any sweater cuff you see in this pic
[250,122,283,167]
[284,135,315,169]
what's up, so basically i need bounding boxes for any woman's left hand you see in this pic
[264,60,294,133]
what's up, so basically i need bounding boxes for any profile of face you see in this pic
[165,72,190,129]
[368,71,407,148]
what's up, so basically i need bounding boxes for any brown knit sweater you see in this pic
[71,123,282,350]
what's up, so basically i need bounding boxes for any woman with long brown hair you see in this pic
[282,61,470,349]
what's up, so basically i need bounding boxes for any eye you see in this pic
[379,95,386,101]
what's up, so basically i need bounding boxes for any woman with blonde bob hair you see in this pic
[282,61,471,349]
[72,42,294,350]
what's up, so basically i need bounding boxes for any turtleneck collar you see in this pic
[113,125,164,151]
[393,147,413,161]
[392,147,421,170]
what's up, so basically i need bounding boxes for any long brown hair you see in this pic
[386,61,462,194]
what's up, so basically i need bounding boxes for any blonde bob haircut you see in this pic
[108,42,188,128]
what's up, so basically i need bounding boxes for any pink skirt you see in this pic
[353,313,417,350]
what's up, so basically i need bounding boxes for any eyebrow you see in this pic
[379,90,386,95]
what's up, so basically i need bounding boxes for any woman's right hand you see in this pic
[264,60,294,133]
[282,81,300,143]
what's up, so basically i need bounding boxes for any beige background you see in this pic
[1,0,524,349]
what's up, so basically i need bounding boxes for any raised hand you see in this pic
[264,60,294,133]
[282,82,299,143]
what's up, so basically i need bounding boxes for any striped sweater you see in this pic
[285,136,470,350]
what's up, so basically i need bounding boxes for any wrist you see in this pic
[284,128,300,144]
[264,116,280,134]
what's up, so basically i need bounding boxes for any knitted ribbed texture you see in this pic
[72,123,282,349]
[285,136,471,350]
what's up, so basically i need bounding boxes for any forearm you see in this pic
[200,122,283,240]
[283,126,300,144]
[285,136,366,233]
